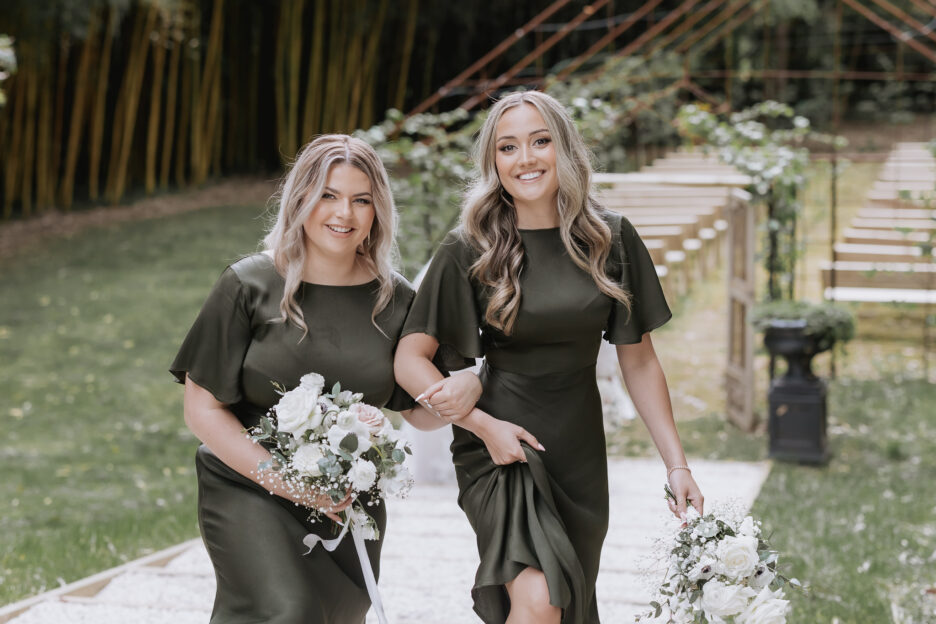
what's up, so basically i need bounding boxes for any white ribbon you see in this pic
[302,513,389,624]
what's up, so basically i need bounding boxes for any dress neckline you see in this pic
[300,278,379,288]
[518,226,560,233]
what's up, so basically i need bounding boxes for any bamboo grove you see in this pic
[0,0,427,217]
[3,0,936,219]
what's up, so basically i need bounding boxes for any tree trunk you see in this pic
[175,46,193,187]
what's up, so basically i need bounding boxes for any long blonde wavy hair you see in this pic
[462,90,631,335]
[263,134,398,336]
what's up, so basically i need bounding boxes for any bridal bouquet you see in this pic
[249,372,414,536]
[249,372,413,624]
[636,485,801,624]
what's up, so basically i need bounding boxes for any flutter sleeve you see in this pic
[402,230,483,372]
[170,267,252,404]
[604,214,673,344]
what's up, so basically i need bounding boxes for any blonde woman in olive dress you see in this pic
[171,135,457,623]
[394,91,704,624]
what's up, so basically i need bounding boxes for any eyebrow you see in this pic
[324,186,372,198]
[496,128,550,142]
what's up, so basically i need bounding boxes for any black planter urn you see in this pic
[764,321,829,464]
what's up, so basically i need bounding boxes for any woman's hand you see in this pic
[290,486,353,523]
[666,469,704,520]
[477,417,545,465]
[417,370,482,423]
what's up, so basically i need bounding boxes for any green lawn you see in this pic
[0,204,268,604]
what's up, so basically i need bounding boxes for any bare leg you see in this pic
[505,567,561,624]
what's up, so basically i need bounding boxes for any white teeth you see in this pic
[326,225,352,233]
[518,171,542,180]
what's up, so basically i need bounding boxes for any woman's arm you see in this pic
[183,375,349,520]
[394,333,544,463]
[616,334,704,517]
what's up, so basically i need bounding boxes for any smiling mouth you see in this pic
[326,225,353,234]
[517,171,544,181]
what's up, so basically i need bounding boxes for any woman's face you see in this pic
[302,163,376,262]
[494,103,559,212]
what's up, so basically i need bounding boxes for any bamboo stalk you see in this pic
[50,35,69,205]
[35,61,53,212]
[273,2,288,155]
[107,5,157,203]
[246,15,260,168]
[393,0,419,112]
[160,26,182,189]
[89,8,116,200]
[188,7,203,182]
[302,0,325,140]
[60,16,97,210]
[145,18,169,194]
[22,59,38,217]
[285,0,303,154]
[175,44,192,187]
[3,74,26,218]
[194,0,224,183]
[357,0,388,129]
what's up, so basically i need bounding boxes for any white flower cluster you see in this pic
[638,502,800,624]
[249,372,414,540]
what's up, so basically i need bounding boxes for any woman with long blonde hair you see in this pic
[171,135,445,623]
[395,91,703,623]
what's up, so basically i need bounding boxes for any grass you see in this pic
[754,377,936,623]
[0,204,269,604]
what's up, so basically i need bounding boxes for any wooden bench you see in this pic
[857,207,936,220]
[850,217,936,231]
[833,242,934,263]
[820,260,936,303]
[843,227,931,246]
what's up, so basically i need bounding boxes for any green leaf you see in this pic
[340,433,358,453]
[331,382,341,395]
[391,449,406,464]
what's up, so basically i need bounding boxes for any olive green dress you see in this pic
[402,211,671,624]
[170,253,415,624]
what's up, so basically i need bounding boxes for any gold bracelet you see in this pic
[667,465,691,480]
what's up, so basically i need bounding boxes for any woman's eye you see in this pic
[354,198,372,205]
[321,193,336,200]
[498,144,515,153]
[535,137,551,146]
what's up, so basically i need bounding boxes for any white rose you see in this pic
[347,458,378,491]
[336,410,357,430]
[716,534,760,580]
[275,387,319,437]
[700,580,756,617]
[291,444,325,477]
[299,373,325,394]
[334,390,355,407]
[736,587,789,624]
[748,563,776,589]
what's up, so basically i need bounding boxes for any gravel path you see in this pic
[0,457,769,624]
